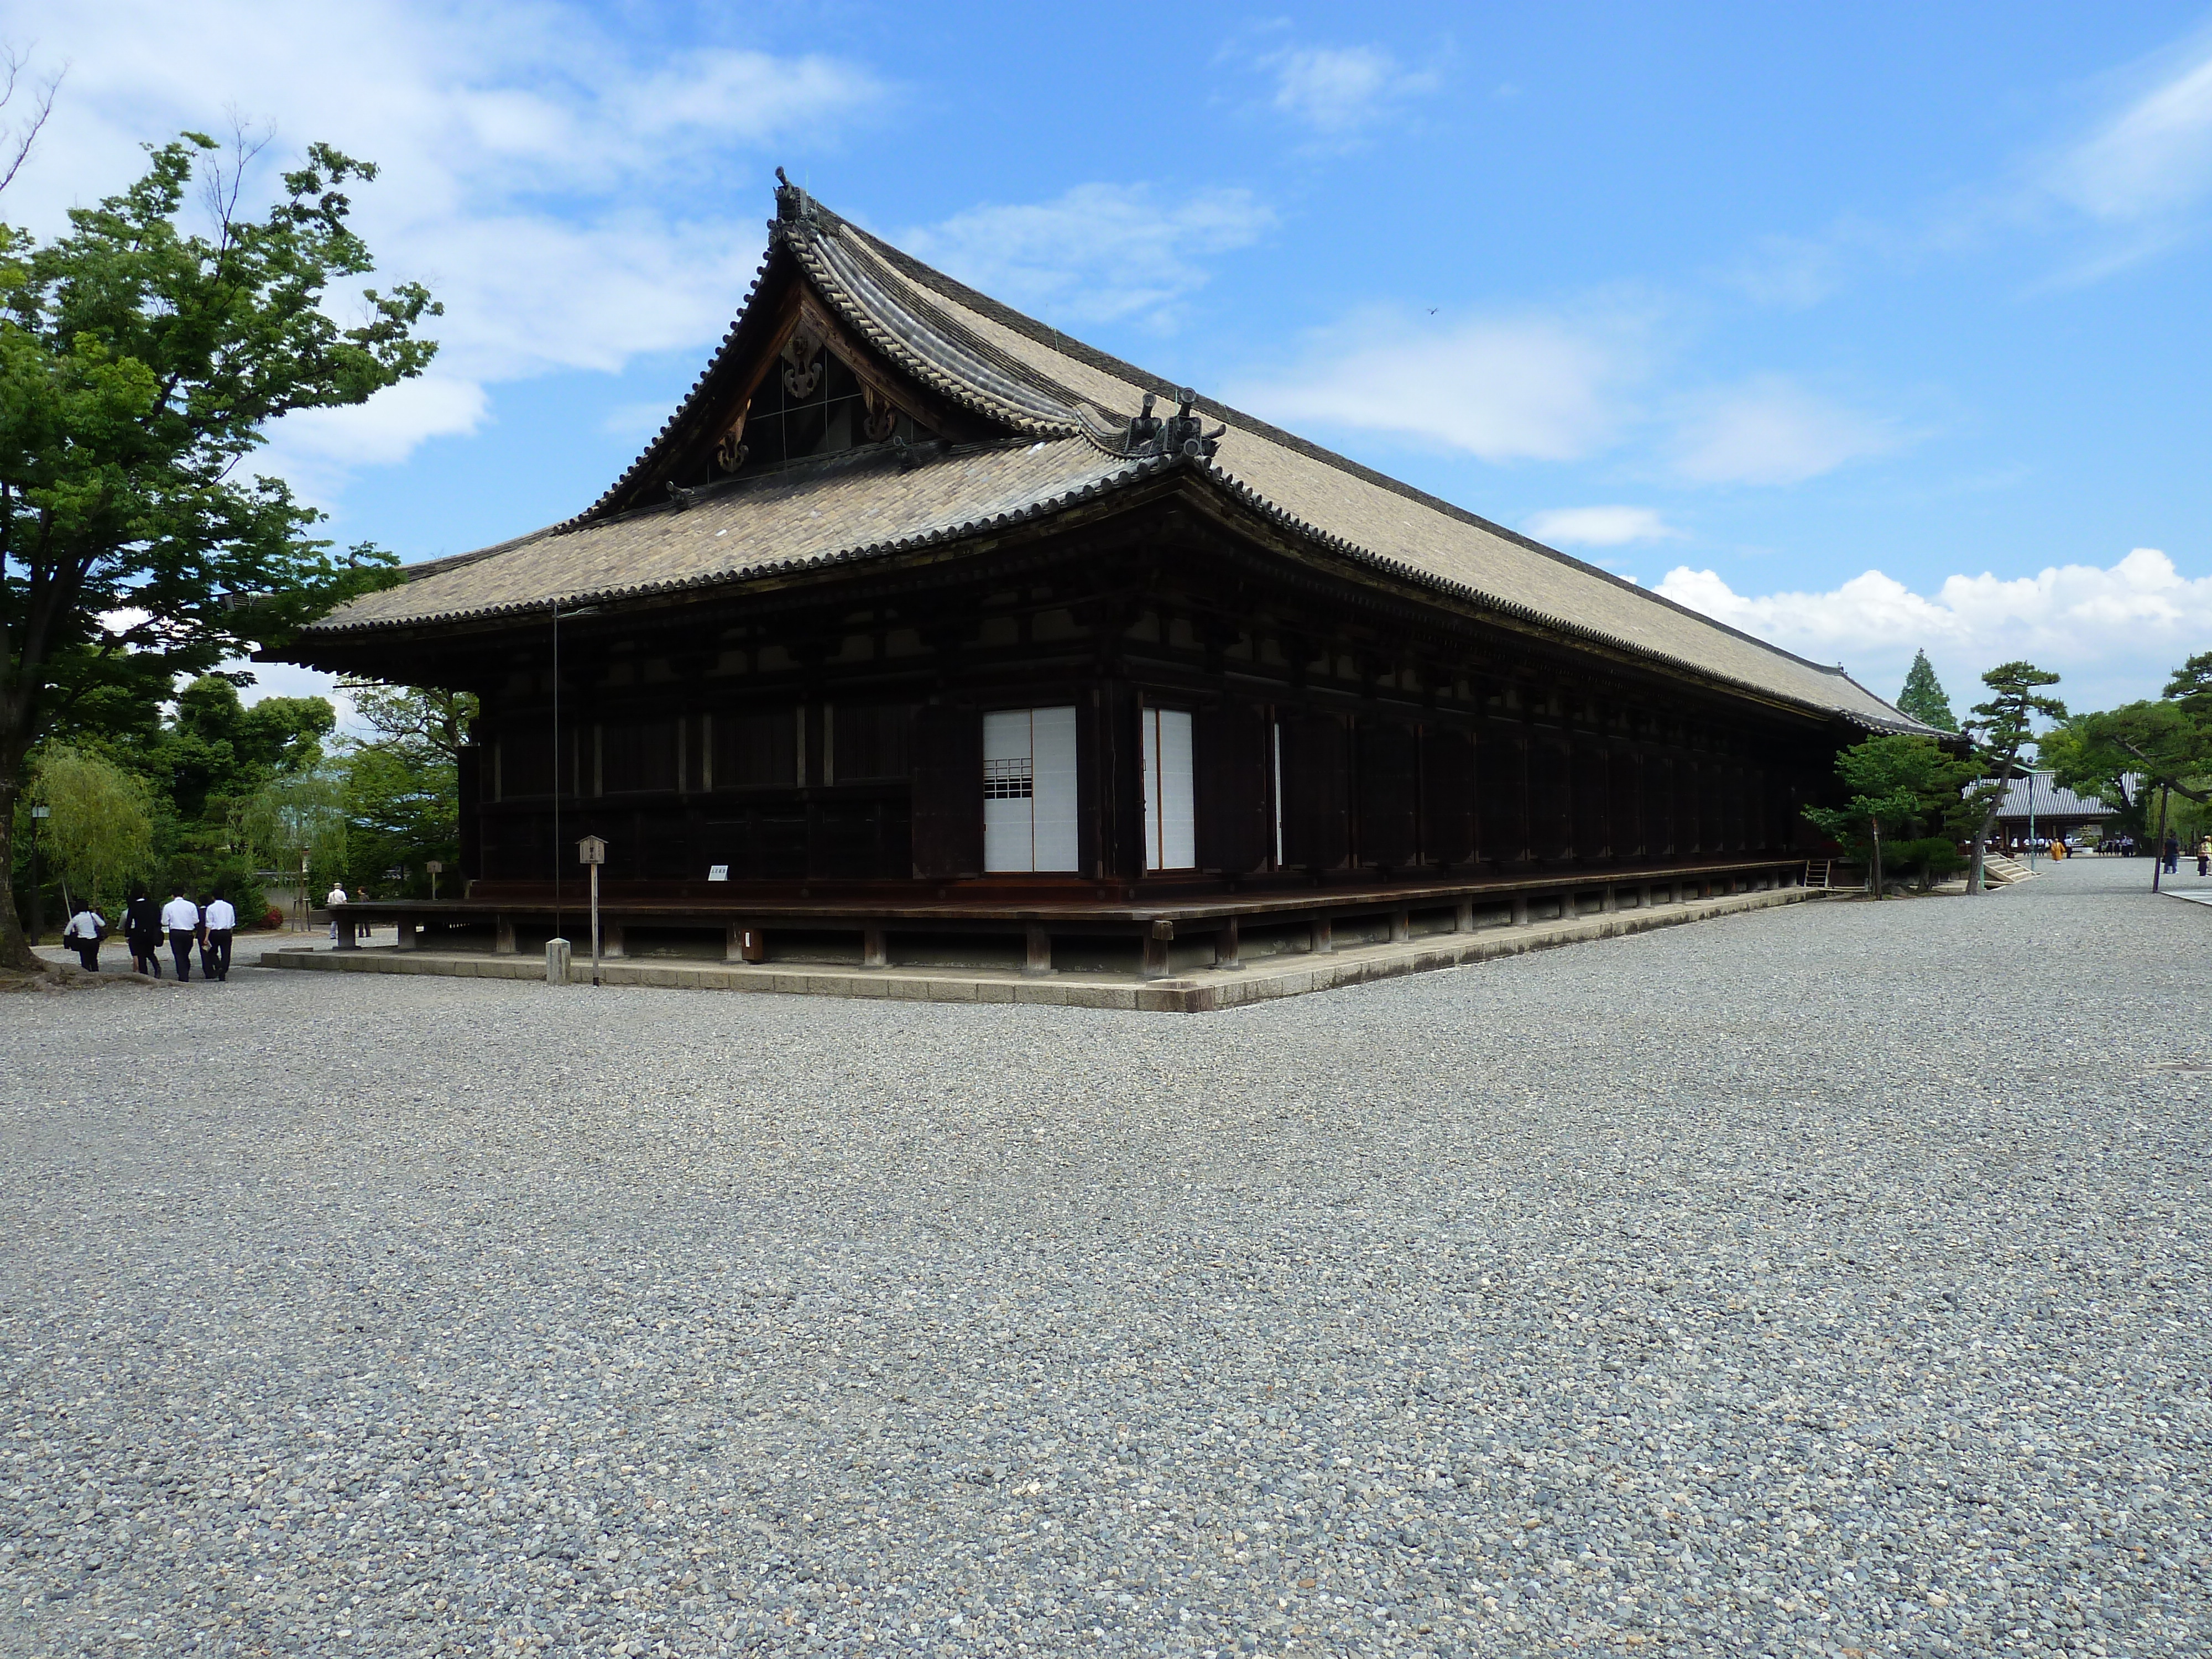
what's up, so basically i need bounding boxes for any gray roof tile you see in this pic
[305,185,1929,734]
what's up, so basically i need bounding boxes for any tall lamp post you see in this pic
[28,804,49,944]
[576,835,607,987]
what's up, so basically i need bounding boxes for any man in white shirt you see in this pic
[160,885,200,981]
[201,889,238,982]
[61,905,107,972]
[327,882,347,941]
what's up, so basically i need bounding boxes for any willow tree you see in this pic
[28,743,153,914]
[0,131,435,969]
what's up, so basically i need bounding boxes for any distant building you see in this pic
[1992,772,2130,843]
[273,179,1934,980]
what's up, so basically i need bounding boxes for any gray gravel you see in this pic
[4,855,2209,1657]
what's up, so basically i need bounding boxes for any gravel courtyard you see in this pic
[3,856,2208,1657]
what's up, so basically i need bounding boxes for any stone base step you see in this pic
[264,886,1811,1012]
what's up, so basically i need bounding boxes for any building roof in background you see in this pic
[1994,771,2130,820]
[301,182,1931,734]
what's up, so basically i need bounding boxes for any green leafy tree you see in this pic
[237,769,348,914]
[2043,702,2207,811]
[2043,651,2212,879]
[159,673,333,821]
[1960,662,2065,894]
[0,129,436,969]
[28,742,153,916]
[333,683,477,895]
[343,680,475,768]
[1896,650,1958,731]
[1804,733,1980,895]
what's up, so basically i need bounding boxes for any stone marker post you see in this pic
[577,835,608,987]
[546,937,571,985]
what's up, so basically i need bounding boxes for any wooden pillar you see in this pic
[862,925,889,969]
[1390,908,1411,944]
[603,922,625,958]
[726,922,765,963]
[393,919,419,951]
[1601,886,1618,914]
[1214,917,1242,972]
[1024,924,1053,978]
[1454,899,1474,933]
[494,915,517,954]
[1511,895,1530,927]
[1310,915,1334,954]
[1142,920,1173,980]
[336,912,359,951]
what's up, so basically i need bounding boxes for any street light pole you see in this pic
[28,805,49,944]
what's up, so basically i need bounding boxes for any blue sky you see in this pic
[19,2,2212,719]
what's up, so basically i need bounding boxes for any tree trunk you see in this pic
[0,748,41,972]
[1869,817,1885,898]
[1966,744,2023,897]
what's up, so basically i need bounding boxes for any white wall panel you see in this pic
[1144,706,1197,871]
[983,706,1079,873]
[983,709,1035,873]
[1031,706,1079,873]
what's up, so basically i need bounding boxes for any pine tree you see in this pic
[1897,650,1959,731]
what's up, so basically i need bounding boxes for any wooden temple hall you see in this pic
[279,176,1931,984]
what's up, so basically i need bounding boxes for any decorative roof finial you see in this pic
[774,168,811,225]
[1120,388,1222,460]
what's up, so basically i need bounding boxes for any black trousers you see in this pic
[202,928,232,980]
[129,938,161,977]
[169,928,196,980]
[73,945,100,971]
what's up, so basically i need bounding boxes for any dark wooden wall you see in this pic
[451,518,1843,894]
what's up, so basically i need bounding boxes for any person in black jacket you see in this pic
[122,884,164,978]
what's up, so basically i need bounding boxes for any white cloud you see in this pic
[1668,376,1898,486]
[1524,506,1683,547]
[1261,45,1442,136]
[899,184,1274,328]
[2050,37,2212,221]
[1230,308,1644,463]
[1656,547,2212,711]
[259,374,490,504]
[6,0,890,497]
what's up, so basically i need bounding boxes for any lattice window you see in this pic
[983,757,1034,800]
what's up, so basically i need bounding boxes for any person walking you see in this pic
[123,883,164,977]
[2196,835,2210,878]
[201,889,236,981]
[326,880,348,942]
[2164,833,2182,875]
[61,902,107,972]
[161,885,200,981]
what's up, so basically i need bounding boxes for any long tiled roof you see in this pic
[303,184,1927,733]
[1992,773,2126,819]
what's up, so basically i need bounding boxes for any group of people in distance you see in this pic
[59,883,238,980]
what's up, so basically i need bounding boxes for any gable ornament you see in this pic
[861,383,898,444]
[714,399,751,474]
[781,314,828,400]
